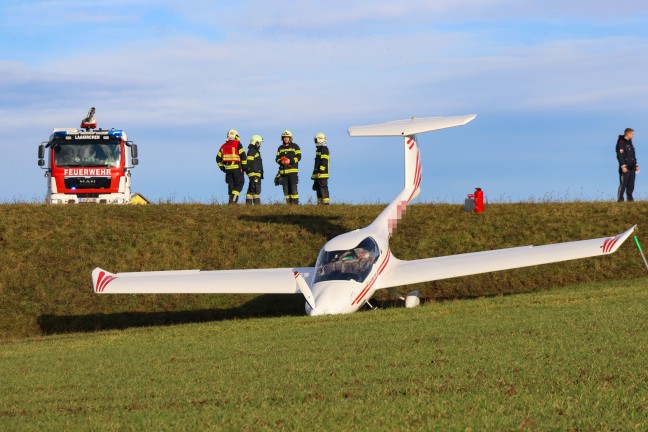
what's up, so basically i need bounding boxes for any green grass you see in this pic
[0,279,646,431]
[1,202,648,340]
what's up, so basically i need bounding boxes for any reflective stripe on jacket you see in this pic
[276,142,301,175]
[312,145,330,179]
[246,145,264,178]
[217,140,247,171]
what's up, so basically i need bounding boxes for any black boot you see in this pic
[246,197,253,205]
[253,198,261,205]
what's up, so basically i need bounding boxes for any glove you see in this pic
[280,156,290,166]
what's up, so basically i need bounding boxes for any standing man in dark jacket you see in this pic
[216,129,247,204]
[245,134,264,205]
[276,130,301,204]
[311,132,330,205]
[616,128,639,202]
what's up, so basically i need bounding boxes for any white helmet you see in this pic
[281,130,293,139]
[314,132,326,145]
[227,129,239,141]
[249,134,263,146]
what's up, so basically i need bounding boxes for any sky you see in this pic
[1,0,647,204]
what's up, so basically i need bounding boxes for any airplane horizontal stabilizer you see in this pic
[377,226,636,289]
[348,114,477,137]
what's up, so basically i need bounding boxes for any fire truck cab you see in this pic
[37,110,139,204]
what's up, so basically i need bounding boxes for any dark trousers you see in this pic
[313,178,329,203]
[225,169,244,199]
[281,173,299,203]
[246,176,262,203]
[618,169,636,201]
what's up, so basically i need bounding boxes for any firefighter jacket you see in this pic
[616,135,637,170]
[276,142,301,175]
[312,145,330,179]
[246,145,264,179]
[217,140,247,171]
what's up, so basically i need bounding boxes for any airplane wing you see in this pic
[93,266,317,308]
[376,226,636,289]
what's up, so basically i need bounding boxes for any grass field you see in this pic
[1,202,648,340]
[1,278,646,431]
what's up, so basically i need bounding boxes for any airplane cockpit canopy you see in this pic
[314,237,380,284]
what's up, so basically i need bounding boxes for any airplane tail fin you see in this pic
[348,115,477,235]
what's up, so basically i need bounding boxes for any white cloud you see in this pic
[2,29,646,133]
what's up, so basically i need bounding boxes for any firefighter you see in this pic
[276,130,301,204]
[616,127,639,202]
[245,134,264,205]
[311,132,330,205]
[216,129,247,204]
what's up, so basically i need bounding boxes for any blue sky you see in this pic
[1,0,648,203]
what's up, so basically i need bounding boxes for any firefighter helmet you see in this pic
[314,132,326,144]
[249,134,263,146]
[227,129,240,141]
[281,130,293,139]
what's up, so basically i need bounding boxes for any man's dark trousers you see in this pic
[618,169,636,201]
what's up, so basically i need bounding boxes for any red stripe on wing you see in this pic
[97,274,117,293]
[606,236,620,253]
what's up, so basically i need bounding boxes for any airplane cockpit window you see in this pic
[313,237,380,284]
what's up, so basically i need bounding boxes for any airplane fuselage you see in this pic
[305,226,391,316]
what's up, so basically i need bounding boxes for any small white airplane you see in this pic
[92,115,636,315]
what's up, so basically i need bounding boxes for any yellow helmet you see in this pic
[227,129,239,141]
[314,132,326,144]
[249,134,263,146]
[281,130,293,139]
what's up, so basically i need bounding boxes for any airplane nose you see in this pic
[306,282,358,316]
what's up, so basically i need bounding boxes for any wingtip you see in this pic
[92,267,115,293]
[604,225,637,254]
[621,225,638,240]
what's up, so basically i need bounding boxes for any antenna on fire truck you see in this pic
[80,107,97,131]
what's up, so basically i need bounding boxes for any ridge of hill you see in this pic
[0,202,646,339]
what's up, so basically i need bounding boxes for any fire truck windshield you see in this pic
[53,140,121,167]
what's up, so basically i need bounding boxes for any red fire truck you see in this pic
[37,108,139,204]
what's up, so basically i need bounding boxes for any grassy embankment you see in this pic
[0,202,647,340]
[0,279,646,430]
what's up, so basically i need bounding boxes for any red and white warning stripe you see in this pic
[95,271,118,293]
[602,235,621,254]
